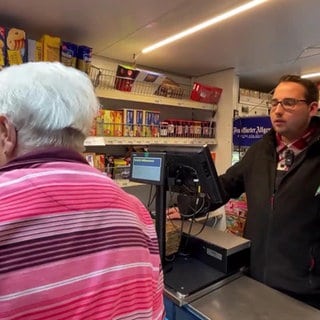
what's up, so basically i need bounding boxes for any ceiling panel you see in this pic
[0,0,320,91]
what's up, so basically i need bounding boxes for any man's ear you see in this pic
[309,101,319,116]
[0,115,17,159]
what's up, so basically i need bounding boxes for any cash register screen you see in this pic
[129,152,166,185]
[148,144,225,210]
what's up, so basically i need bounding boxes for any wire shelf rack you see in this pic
[89,65,192,100]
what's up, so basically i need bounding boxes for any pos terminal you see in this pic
[130,145,250,305]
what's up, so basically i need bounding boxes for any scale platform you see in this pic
[164,254,242,307]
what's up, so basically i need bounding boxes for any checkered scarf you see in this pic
[276,124,317,171]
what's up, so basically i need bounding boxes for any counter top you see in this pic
[188,275,320,320]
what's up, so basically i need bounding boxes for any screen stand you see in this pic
[154,184,230,298]
[155,185,167,266]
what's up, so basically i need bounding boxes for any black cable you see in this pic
[146,184,157,212]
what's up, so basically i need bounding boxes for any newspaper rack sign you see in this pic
[233,116,272,147]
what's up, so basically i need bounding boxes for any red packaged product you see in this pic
[190,82,223,104]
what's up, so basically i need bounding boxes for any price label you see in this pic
[84,136,105,146]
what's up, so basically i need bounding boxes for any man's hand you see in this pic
[166,207,181,219]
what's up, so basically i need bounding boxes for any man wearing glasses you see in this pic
[220,74,320,309]
[168,75,320,309]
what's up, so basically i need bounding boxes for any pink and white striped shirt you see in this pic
[0,148,165,320]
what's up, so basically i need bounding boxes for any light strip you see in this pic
[301,72,320,79]
[142,0,268,54]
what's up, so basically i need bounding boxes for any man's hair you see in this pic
[277,74,319,104]
[0,62,100,154]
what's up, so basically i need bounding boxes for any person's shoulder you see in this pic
[247,129,275,152]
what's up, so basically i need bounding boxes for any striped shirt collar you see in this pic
[0,147,88,173]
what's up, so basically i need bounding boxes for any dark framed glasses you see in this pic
[268,98,307,110]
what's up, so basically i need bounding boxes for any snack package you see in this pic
[77,45,92,74]
[103,110,114,136]
[41,34,61,62]
[190,82,223,104]
[0,26,5,69]
[123,109,134,137]
[225,193,248,236]
[61,41,78,67]
[27,39,42,62]
[133,109,144,137]
[114,64,140,92]
[155,77,184,99]
[113,110,123,137]
[6,27,27,65]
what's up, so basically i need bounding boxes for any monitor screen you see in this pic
[129,152,166,185]
[148,144,225,210]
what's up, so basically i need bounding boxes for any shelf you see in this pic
[89,66,216,111]
[115,179,144,188]
[95,87,216,111]
[84,136,217,146]
[238,96,269,108]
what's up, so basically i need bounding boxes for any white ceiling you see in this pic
[1,0,320,91]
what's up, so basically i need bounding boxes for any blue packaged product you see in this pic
[61,41,78,67]
[77,45,92,74]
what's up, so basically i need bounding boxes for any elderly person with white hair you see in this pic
[0,62,164,320]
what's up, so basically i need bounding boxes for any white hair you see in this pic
[0,62,100,154]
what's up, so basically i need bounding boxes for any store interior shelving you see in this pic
[85,65,219,187]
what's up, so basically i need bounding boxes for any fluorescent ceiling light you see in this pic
[142,0,268,54]
[301,72,320,79]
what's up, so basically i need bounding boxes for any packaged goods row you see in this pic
[83,152,130,180]
[91,109,216,138]
[0,26,92,73]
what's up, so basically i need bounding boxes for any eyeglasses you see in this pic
[268,98,307,110]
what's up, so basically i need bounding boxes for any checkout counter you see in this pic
[164,221,320,320]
